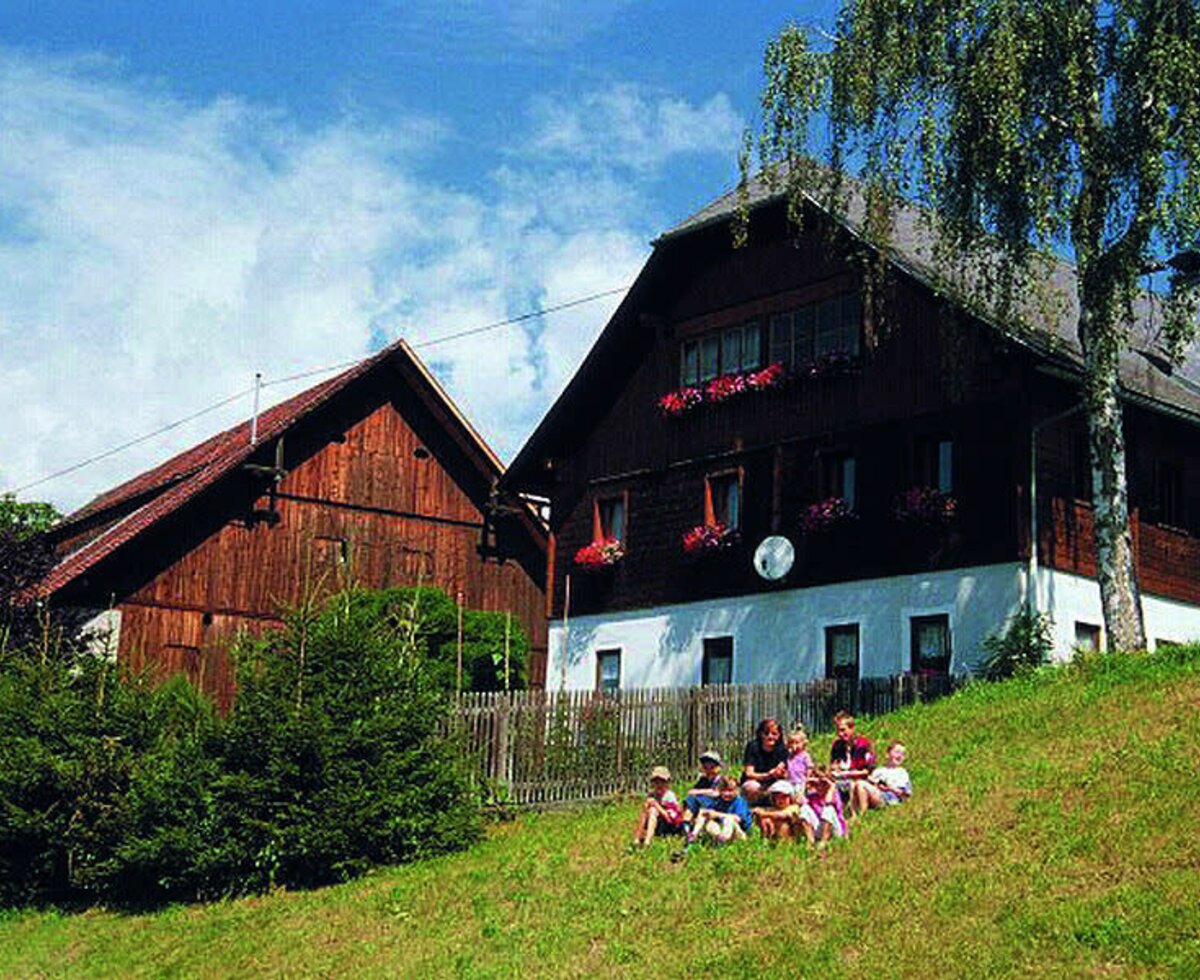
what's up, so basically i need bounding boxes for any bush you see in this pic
[980,607,1054,680]
[355,587,530,692]
[0,587,481,907]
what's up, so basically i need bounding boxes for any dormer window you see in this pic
[680,322,762,385]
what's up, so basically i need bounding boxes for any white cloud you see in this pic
[0,52,736,512]
[526,84,744,172]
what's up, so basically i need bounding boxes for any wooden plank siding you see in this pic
[547,220,1032,618]
[537,208,1200,620]
[57,368,548,705]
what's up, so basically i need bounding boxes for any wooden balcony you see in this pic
[1044,498,1200,606]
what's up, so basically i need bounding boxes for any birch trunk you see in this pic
[1081,308,1147,652]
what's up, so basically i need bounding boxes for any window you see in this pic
[769,293,862,372]
[825,624,860,681]
[820,452,857,511]
[915,437,954,493]
[1074,622,1102,653]
[911,615,951,674]
[1153,460,1184,527]
[705,470,741,531]
[315,535,350,568]
[596,649,621,693]
[593,494,627,542]
[680,322,763,384]
[702,636,734,685]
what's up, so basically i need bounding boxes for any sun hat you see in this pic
[650,765,672,782]
[768,780,794,796]
[699,750,722,765]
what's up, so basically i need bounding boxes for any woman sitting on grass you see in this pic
[741,717,789,803]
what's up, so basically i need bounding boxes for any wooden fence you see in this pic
[449,674,957,807]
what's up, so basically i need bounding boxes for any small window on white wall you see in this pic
[702,637,734,685]
[596,649,621,693]
[1074,622,1102,653]
[825,624,860,680]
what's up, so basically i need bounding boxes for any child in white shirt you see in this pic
[852,740,912,815]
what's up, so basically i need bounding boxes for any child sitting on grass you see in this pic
[751,780,802,842]
[830,710,876,810]
[852,740,912,815]
[688,776,751,847]
[786,726,813,788]
[799,765,847,847]
[682,750,723,835]
[631,765,684,848]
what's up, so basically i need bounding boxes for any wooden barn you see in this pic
[503,176,1200,690]
[42,339,548,709]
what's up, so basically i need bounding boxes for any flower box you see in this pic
[799,497,857,535]
[894,486,957,525]
[681,522,738,555]
[573,537,626,569]
[657,362,787,418]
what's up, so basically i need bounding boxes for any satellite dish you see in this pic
[753,535,795,581]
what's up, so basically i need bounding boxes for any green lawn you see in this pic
[4,648,1200,978]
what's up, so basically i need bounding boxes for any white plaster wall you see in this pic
[80,607,122,661]
[1038,567,1200,657]
[549,563,1028,690]
[549,563,1200,690]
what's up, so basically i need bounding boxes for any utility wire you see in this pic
[9,385,257,495]
[7,284,628,497]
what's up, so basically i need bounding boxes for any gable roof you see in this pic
[42,339,518,598]
[505,174,1200,491]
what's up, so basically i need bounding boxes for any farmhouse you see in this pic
[42,339,548,709]
[503,176,1200,691]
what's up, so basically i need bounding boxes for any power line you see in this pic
[260,285,629,391]
[10,385,257,496]
[7,284,628,497]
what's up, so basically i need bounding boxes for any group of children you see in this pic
[630,711,912,856]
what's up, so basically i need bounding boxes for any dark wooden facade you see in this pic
[48,344,548,709]
[506,198,1200,624]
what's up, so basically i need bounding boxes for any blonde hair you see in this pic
[787,726,809,752]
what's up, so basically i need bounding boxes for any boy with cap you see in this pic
[631,765,684,848]
[681,750,724,833]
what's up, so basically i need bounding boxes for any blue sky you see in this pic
[1,1,838,510]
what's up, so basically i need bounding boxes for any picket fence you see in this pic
[449,674,958,807]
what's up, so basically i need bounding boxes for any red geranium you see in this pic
[681,522,737,554]
[574,537,626,568]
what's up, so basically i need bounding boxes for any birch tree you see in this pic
[748,1,1200,650]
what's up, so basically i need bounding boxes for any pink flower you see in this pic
[681,522,737,554]
[657,386,704,417]
[894,487,958,525]
[799,497,857,535]
[574,537,626,568]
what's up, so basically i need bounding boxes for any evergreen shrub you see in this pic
[980,607,1055,680]
[0,587,481,907]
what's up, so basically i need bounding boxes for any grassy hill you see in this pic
[3,647,1200,978]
